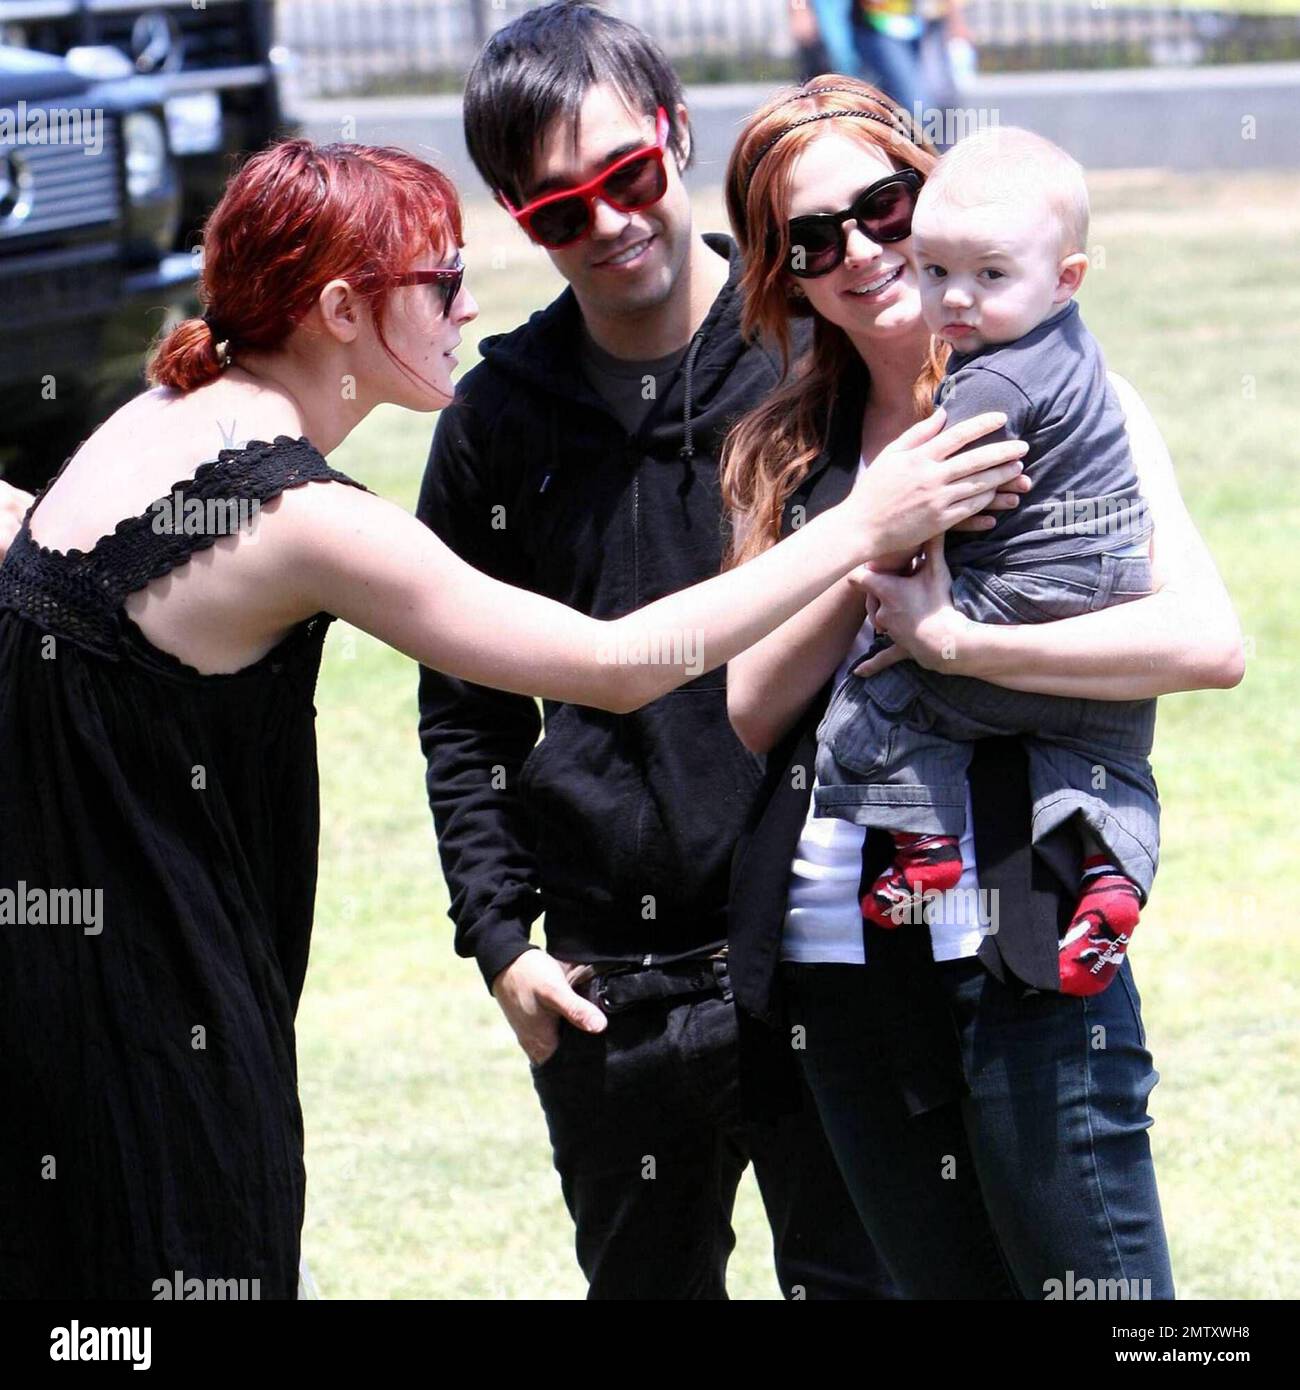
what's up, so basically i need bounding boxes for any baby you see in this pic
[814,126,1158,996]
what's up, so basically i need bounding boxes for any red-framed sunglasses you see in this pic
[393,254,465,316]
[498,107,671,249]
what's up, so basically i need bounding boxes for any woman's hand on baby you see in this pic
[849,536,975,678]
[851,407,1029,560]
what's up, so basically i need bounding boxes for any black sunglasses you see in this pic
[394,255,465,316]
[787,169,924,279]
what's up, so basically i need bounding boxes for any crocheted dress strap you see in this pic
[0,436,367,658]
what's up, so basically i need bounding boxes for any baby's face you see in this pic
[911,193,1071,354]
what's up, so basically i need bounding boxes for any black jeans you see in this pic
[783,955,1175,1300]
[530,959,896,1300]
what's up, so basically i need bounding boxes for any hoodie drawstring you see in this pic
[539,406,559,494]
[677,330,706,500]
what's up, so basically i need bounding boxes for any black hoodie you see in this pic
[417,235,807,989]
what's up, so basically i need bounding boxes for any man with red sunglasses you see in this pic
[416,3,894,1300]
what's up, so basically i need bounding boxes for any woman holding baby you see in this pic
[721,79,1243,1299]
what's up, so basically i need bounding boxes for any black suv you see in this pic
[0,2,289,489]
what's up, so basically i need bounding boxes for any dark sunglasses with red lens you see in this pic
[499,107,671,250]
[394,255,465,316]
[787,169,924,279]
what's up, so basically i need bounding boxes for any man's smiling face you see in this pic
[522,81,693,319]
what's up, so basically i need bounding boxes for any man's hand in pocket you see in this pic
[491,949,607,1066]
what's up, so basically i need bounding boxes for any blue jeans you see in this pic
[810,0,862,80]
[782,955,1175,1299]
[853,24,925,116]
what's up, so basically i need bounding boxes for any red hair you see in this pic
[149,139,464,392]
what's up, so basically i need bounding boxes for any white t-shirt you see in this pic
[781,459,987,967]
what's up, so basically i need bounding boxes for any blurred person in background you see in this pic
[855,0,972,119]
[789,0,832,83]
[794,0,973,128]
[801,0,863,82]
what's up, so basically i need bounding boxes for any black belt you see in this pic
[577,952,732,1015]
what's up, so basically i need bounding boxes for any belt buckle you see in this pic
[592,964,634,1015]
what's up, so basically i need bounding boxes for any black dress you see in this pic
[0,436,366,1298]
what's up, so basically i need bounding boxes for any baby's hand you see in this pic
[949,470,1031,533]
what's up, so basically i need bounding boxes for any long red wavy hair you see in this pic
[720,78,948,566]
[148,139,463,392]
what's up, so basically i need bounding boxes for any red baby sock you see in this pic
[861,832,963,929]
[1058,855,1142,996]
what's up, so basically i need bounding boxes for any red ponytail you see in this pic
[148,139,464,392]
[149,316,225,392]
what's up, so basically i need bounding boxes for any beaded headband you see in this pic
[744,86,924,192]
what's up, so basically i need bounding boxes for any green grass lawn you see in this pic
[297,170,1300,1299]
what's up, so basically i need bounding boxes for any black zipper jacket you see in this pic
[416,234,807,989]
